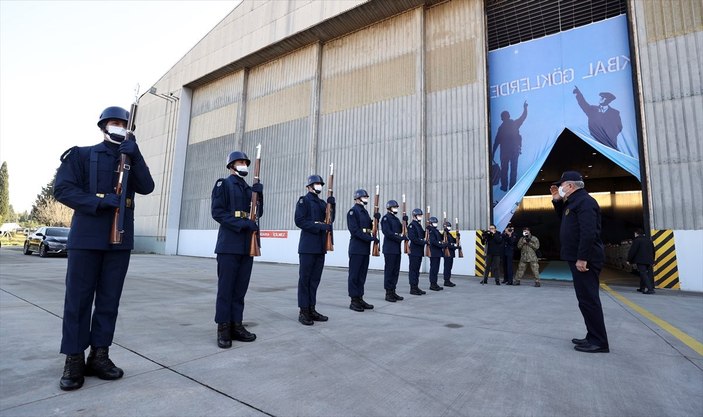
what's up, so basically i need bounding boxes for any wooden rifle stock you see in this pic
[249,144,262,257]
[371,186,380,257]
[456,219,464,258]
[324,165,334,252]
[110,89,139,245]
[401,197,408,254]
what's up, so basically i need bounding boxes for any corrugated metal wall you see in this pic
[181,71,244,230]
[134,93,180,240]
[425,0,488,229]
[632,0,703,229]
[242,44,318,230]
[319,9,422,228]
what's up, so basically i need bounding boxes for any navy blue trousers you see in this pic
[348,254,369,297]
[61,249,131,355]
[298,253,325,308]
[408,255,422,286]
[637,263,654,292]
[569,262,609,347]
[443,257,454,281]
[502,251,514,282]
[215,253,253,324]
[383,254,401,290]
[429,257,441,285]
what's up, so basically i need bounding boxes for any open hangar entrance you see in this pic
[508,129,645,283]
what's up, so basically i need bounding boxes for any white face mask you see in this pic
[446,226,452,231]
[313,184,323,194]
[558,185,567,198]
[390,208,398,214]
[234,165,249,177]
[360,197,369,205]
[523,231,529,237]
[416,216,423,223]
[432,223,438,228]
[105,125,127,143]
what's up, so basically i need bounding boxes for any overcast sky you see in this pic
[0,0,240,213]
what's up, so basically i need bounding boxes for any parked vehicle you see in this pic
[23,227,69,257]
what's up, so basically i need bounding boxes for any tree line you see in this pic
[0,161,72,228]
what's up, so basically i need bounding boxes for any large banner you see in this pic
[488,15,640,230]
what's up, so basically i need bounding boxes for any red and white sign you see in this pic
[260,230,288,239]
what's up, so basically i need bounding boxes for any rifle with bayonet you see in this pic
[442,211,450,257]
[249,144,262,257]
[372,185,380,257]
[110,85,139,245]
[456,218,464,258]
[325,163,334,252]
[424,205,431,257]
[402,194,409,254]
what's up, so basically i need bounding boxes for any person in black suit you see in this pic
[628,228,656,294]
[551,171,609,353]
[573,87,623,151]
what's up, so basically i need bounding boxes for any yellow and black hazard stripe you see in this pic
[475,231,486,277]
[651,229,680,289]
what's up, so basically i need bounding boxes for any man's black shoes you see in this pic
[574,343,609,353]
[217,323,232,348]
[571,338,588,345]
[350,297,365,311]
[232,322,256,342]
[59,353,85,391]
[85,347,124,380]
[429,284,444,291]
[310,306,328,321]
[443,280,456,287]
[299,308,314,326]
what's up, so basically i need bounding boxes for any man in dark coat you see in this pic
[381,200,407,302]
[211,150,263,348]
[628,228,656,294]
[54,106,155,391]
[347,189,378,312]
[407,208,427,295]
[427,216,447,291]
[501,224,518,284]
[481,224,503,285]
[551,171,609,353]
[295,175,335,325]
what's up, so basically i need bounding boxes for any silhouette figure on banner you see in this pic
[573,86,622,151]
[493,100,528,192]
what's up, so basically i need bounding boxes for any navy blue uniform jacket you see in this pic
[381,213,404,254]
[553,188,604,267]
[347,204,374,255]
[295,192,335,254]
[444,229,458,258]
[54,142,154,250]
[407,220,426,257]
[428,226,447,258]
[211,174,263,254]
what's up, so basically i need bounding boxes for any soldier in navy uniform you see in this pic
[295,175,335,325]
[427,217,447,291]
[54,106,155,391]
[211,150,263,348]
[442,221,460,287]
[381,200,408,302]
[347,189,378,312]
[406,208,427,295]
[551,171,609,353]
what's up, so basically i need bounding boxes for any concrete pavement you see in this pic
[1,246,702,416]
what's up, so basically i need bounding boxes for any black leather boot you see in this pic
[85,347,124,380]
[299,308,314,326]
[429,283,444,291]
[232,322,256,342]
[216,323,232,348]
[359,298,374,309]
[481,278,487,284]
[385,290,397,302]
[410,286,423,295]
[59,353,85,391]
[349,297,364,312]
[310,306,328,322]
[444,280,456,287]
[495,278,501,285]
[392,290,404,301]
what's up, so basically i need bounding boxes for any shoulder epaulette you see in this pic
[60,146,78,162]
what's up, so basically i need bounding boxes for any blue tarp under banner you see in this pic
[488,15,640,230]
